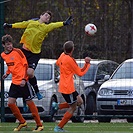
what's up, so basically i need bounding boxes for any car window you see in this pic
[107,62,119,75]
[35,64,52,80]
[78,63,96,81]
[97,63,110,76]
[96,62,118,80]
[111,62,133,79]
[96,63,109,78]
[3,62,53,81]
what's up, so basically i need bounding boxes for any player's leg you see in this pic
[24,82,43,131]
[8,83,27,131]
[51,91,81,116]
[57,102,76,127]
[54,91,79,132]
[77,94,83,106]
[21,48,43,100]
[27,68,43,100]
[26,100,43,131]
[50,102,69,116]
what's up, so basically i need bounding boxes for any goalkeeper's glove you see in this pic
[3,23,12,28]
[63,16,73,26]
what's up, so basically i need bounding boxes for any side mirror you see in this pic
[97,74,110,85]
[96,74,105,81]
[104,75,110,81]
[55,76,60,83]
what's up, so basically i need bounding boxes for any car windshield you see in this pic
[35,64,52,80]
[78,63,96,81]
[111,62,133,79]
[3,63,52,81]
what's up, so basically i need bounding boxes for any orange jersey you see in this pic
[1,48,28,85]
[56,52,90,94]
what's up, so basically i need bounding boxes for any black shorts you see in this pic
[21,48,41,70]
[9,82,35,101]
[61,91,79,105]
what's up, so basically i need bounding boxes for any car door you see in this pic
[95,62,111,92]
[96,61,118,89]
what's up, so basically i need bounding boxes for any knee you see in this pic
[68,103,79,114]
[77,99,83,106]
[77,102,82,106]
[27,70,34,78]
[8,98,16,105]
[8,103,15,109]
[8,103,12,107]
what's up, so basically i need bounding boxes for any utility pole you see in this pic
[0,0,5,122]
[131,0,133,57]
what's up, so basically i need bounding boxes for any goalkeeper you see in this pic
[3,11,73,111]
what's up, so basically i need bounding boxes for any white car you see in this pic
[97,58,133,122]
[1,59,86,122]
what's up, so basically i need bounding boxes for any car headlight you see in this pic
[98,88,113,96]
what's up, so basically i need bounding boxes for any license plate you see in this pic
[117,99,132,105]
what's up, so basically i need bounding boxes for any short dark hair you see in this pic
[2,34,13,45]
[63,41,74,53]
[41,10,53,20]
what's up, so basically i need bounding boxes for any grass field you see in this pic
[0,120,133,133]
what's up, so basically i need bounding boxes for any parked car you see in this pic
[76,59,119,116]
[97,58,133,122]
[0,59,86,122]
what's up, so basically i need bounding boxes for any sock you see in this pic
[8,103,25,123]
[58,111,72,128]
[59,102,69,109]
[27,101,42,127]
[29,76,39,93]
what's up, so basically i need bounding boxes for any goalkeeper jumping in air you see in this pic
[3,10,73,111]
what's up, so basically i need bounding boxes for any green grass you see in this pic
[0,121,133,133]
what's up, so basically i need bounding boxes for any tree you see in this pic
[3,0,132,63]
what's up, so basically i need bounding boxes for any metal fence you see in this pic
[1,0,133,123]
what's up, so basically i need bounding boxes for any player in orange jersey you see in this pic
[1,34,43,132]
[52,41,91,132]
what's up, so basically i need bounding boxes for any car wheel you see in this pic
[5,117,16,122]
[127,118,133,123]
[42,96,57,122]
[85,95,95,115]
[71,102,85,123]
[97,111,111,123]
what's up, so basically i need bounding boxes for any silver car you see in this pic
[1,59,86,122]
[97,59,133,122]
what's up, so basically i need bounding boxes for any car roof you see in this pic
[124,58,133,63]
[76,59,118,65]
[38,59,56,64]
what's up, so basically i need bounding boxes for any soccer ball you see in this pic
[85,23,97,36]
